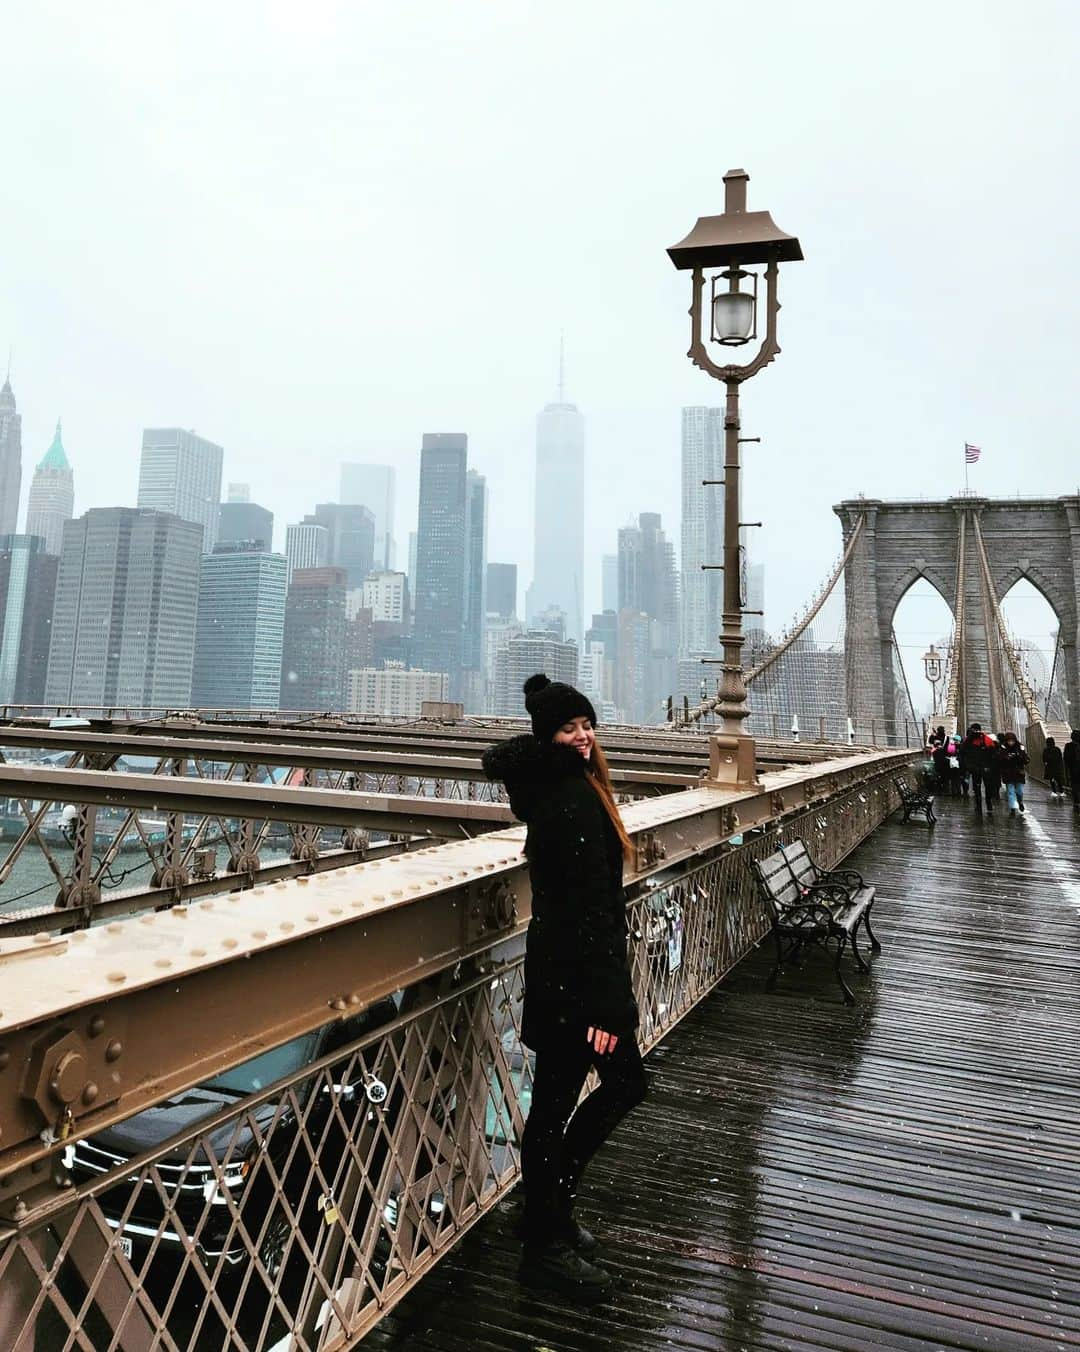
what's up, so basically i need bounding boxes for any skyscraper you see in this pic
[494,630,579,717]
[0,377,23,538]
[303,504,375,587]
[618,512,679,724]
[217,498,273,551]
[680,406,724,656]
[45,508,202,707]
[601,554,618,614]
[340,464,396,569]
[285,522,329,579]
[413,433,468,698]
[137,428,224,551]
[486,563,518,620]
[192,543,287,709]
[463,469,488,704]
[527,386,584,646]
[280,566,347,711]
[25,420,74,556]
[0,535,58,704]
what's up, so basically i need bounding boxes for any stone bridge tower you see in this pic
[834,496,1080,734]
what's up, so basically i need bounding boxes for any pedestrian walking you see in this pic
[1043,736,1065,799]
[997,732,1030,816]
[1064,729,1080,816]
[960,724,997,814]
[482,674,647,1294]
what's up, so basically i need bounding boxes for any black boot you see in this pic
[521,1240,611,1293]
[556,1214,598,1255]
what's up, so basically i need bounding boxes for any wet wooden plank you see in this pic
[366,785,1080,1350]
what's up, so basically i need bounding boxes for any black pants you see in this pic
[970,771,993,809]
[520,1029,647,1245]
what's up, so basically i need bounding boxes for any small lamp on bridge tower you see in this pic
[922,644,943,714]
[668,169,803,787]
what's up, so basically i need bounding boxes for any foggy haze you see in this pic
[2,0,1077,633]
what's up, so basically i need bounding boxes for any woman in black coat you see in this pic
[483,674,647,1294]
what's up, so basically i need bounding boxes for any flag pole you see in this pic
[964,442,969,495]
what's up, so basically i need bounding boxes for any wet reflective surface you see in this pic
[368,784,1080,1351]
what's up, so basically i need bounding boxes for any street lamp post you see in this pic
[668,169,803,786]
[922,643,943,718]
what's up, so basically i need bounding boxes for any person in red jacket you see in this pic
[960,724,997,815]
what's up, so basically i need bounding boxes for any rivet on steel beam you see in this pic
[252,928,268,940]
[89,1015,105,1037]
[372,894,385,902]
[71,931,88,942]
[222,938,238,950]
[139,915,155,926]
[106,972,126,984]
[0,1048,9,1070]
[280,922,295,933]
[105,1040,123,1063]
[82,1083,99,1106]
[347,993,361,1004]
[298,877,310,886]
[329,998,347,1011]
[191,947,207,957]
[106,923,123,935]
[330,906,343,916]
[199,902,215,911]
[305,913,318,923]
[154,958,172,969]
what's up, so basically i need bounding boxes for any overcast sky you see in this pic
[3,0,1078,647]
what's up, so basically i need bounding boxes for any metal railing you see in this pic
[0,749,913,1350]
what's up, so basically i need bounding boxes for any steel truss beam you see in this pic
[0,748,915,1217]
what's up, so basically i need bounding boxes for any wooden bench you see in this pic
[751,839,881,1005]
[894,773,936,825]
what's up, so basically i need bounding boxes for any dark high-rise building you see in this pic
[0,377,23,538]
[24,420,74,556]
[192,543,287,709]
[303,504,375,588]
[463,470,488,706]
[137,428,224,551]
[486,563,517,620]
[0,535,58,704]
[280,566,347,711]
[414,433,468,698]
[217,499,274,551]
[44,508,202,708]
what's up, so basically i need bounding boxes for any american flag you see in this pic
[965,442,981,464]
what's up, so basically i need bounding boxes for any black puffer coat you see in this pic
[481,734,639,1050]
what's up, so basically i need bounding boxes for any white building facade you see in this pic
[346,663,448,718]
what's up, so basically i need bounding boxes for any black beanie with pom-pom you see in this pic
[523,673,598,744]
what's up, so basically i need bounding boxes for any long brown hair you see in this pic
[585,739,635,863]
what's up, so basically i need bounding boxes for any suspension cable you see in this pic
[943,512,966,734]
[971,514,1043,725]
[673,515,865,729]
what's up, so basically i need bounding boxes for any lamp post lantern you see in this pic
[922,643,943,715]
[668,169,803,785]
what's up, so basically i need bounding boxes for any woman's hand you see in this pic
[587,1026,618,1055]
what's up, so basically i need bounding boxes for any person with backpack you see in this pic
[1043,736,1065,799]
[1064,729,1080,815]
[960,724,996,813]
[482,674,647,1294]
[997,732,1030,816]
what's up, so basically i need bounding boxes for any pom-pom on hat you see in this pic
[523,673,598,744]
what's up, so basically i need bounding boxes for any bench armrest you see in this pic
[822,867,864,890]
[779,900,838,931]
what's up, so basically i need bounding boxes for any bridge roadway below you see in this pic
[366,782,1080,1352]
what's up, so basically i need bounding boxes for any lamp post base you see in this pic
[706,732,760,787]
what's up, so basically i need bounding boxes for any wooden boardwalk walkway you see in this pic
[367,783,1080,1351]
